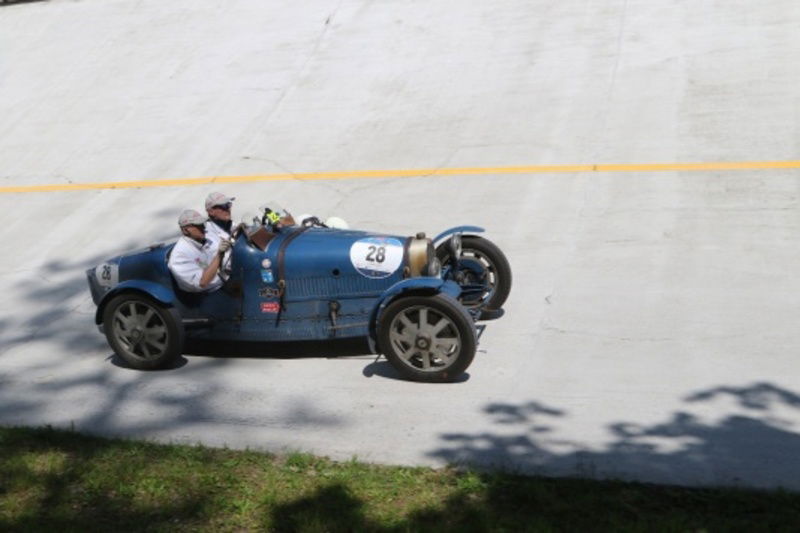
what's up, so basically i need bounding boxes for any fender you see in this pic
[432,225,484,246]
[366,277,462,353]
[95,280,177,324]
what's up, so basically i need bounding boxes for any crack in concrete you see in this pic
[541,325,751,343]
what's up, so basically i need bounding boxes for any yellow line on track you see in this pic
[1,160,799,194]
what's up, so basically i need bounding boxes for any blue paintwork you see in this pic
[87,225,469,346]
[432,225,484,245]
[95,280,176,324]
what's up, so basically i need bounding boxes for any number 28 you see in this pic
[365,245,386,263]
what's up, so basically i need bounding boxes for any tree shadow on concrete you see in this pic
[0,231,178,360]
[0,222,347,440]
[428,382,800,490]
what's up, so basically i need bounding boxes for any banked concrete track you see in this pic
[2,0,800,489]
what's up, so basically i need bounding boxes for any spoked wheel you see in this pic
[437,235,512,312]
[102,293,184,370]
[378,294,476,383]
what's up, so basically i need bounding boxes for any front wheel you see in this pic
[102,293,184,370]
[437,235,512,312]
[378,294,476,383]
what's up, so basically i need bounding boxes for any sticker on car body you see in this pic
[261,270,274,283]
[258,287,280,298]
[260,301,280,313]
[349,237,403,279]
[95,263,119,288]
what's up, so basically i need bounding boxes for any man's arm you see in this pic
[198,253,223,289]
[198,239,231,288]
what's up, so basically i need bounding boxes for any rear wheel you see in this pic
[378,294,476,383]
[102,293,184,370]
[437,235,512,311]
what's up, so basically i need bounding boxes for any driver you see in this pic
[204,192,236,276]
[168,209,231,292]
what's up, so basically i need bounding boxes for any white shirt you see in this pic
[167,236,223,292]
[205,220,233,277]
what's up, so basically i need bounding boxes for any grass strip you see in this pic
[1,425,799,532]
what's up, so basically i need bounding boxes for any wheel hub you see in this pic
[415,336,431,350]
[129,327,143,344]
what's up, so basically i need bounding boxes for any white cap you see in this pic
[205,192,236,210]
[178,209,206,227]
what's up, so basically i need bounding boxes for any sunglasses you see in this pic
[190,224,206,232]
[213,203,232,211]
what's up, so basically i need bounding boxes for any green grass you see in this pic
[1,426,799,532]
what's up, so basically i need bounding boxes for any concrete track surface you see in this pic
[2,0,800,489]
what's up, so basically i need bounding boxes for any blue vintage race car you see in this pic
[86,217,511,382]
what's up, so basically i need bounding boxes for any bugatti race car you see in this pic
[86,215,511,383]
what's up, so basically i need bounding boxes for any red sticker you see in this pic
[260,301,280,313]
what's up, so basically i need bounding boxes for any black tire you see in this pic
[436,235,512,311]
[378,294,476,383]
[102,293,184,370]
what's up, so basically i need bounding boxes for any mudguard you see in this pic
[432,225,484,246]
[95,280,177,324]
[366,277,462,352]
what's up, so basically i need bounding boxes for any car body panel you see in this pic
[88,225,467,344]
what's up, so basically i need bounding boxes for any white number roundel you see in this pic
[349,237,403,279]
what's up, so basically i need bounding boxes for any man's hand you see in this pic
[218,239,232,254]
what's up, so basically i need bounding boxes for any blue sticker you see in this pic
[261,270,274,283]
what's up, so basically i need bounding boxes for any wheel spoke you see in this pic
[418,308,428,328]
[434,336,458,350]
[145,338,166,353]
[112,318,129,338]
[114,312,133,331]
[420,351,432,369]
[398,330,416,346]
[147,325,166,338]
[395,343,417,362]
[116,330,133,350]
[390,329,415,352]
[142,308,155,326]
[113,316,127,333]
[430,317,450,336]
[399,313,416,332]
[435,352,455,365]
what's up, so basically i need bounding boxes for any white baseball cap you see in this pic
[205,192,236,210]
[178,209,206,227]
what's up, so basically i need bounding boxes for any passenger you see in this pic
[168,209,230,292]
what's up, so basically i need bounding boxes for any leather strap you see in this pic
[274,226,309,324]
